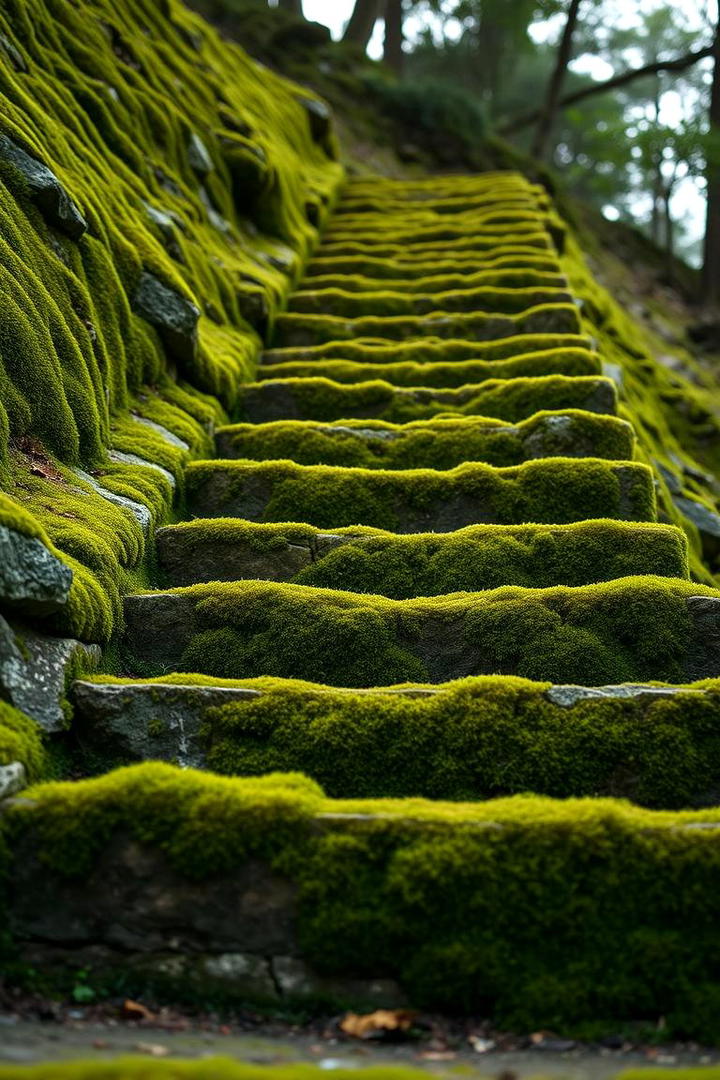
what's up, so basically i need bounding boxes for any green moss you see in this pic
[288,284,571,318]
[0,700,46,781]
[197,675,720,808]
[185,457,656,531]
[272,302,582,348]
[215,411,634,469]
[307,249,561,280]
[0,1062,449,1080]
[128,575,708,686]
[8,762,720,1036]
[304,266,565,294]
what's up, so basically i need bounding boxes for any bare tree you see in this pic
[531,0,582,160]
[384,0,404,74]
[343,0,381,49]
[276,0,304,14]
[703,16,720,307]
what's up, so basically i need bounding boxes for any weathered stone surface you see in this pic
[108,448,176,490]
[0,615,101,732]
[188,132,214,175]
[131,413,191,450]
[123,593,197,672]
[271,956,406,1006]
[72,467,152,534]
[0,133,87,239]
[156,525,312,587]
[296,96,332,144]
[547,684,704,708]
[72,680,262,767]
[685,596,720,681]
[0,525,72,616]
[673,495,720,562]
[0,761,26,800]
[133,271,200,365]
[0,32,27,71]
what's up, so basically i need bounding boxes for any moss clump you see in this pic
[0,700,46,781]
[215,411,634,469]
[0,1062,442,1080]
[272,303,582,348]
[8,762,720,1037]
[126,575,709,687]
[287,284,572,319]
[306,250,562,280]
[303,266,565,294]
[198,675,720,808]
[185,457,655,531]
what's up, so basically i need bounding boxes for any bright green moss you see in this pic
[288,284,571,318]
[0,700,46,781]
[0,1063,441,1080]
[158,518,688,594]
[303,266,565,294]
[272,302,582,348]
[215,411,634,469]
[8,762,720,1036]
[128,575,708,686]
[185,457,656,531]
[199,676,720,808]
[306,249,562,280]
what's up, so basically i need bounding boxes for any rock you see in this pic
[132,271,200,366]
[131,414,190,450]
[602,360,624,389]
[108,449,176,490]
[0,134,87,239]
[156,525,312,587]
[0,761,27,800]
[547,684,703,709]
[72,680,262,767]
[685,596,720,681]
[0,525,72,616]
[0,33,27,71]
[673,495,720,562]
[271,955,407,1007]
[188,132,213,175]
[143,202,184,261]
[72,467,152,534]
[296,96,332,144]
[122,592,197,672]
[0,615,101,733]
[202,953,278,1000]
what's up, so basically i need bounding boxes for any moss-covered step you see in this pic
[260,348,602,389]
[316,234,553,259]
[214,413,635,470]
[72,674,720,809]
[300,267,567,295]
[121,575,716,686]
[305,250,562,279]
[184,458,655,531]
[272,303,582,348]
[262,332,593,367]
[236,374,617,424]
[156,519,687,593]
[287,284,572,318]
[320,215,551,247]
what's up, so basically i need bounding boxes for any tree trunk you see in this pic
[383,0,404,74]
[703,19,720,307]
[343,0,380,49]
[531,0,583,160]
[277,0,304,14]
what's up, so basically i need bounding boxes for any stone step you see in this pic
[272,303,582,348]
[214,412,635,471]
[155,519,688,593]
[184,458,655,531]
[13,764,720,1025]
[334,191,544,215]
[299,268,567,295]
[71,674,716,807]
[315,233,553,259]
[121,577,718,687]
[305,250,562,279]
[262,333,593,368]
[287,285,573,318]
[236,374,617,424]
[320,214,550,246]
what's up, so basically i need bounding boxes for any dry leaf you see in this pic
[340,1009,417,1039]
[121,999,155,1022]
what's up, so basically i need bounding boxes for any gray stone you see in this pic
[72,680,262,767]
[0,761,26,800]
[131,413,190,450]
[272,955,406,1007]
[547,684,704,708]
[156,525,312,587]
[108,449,176,490]
[685,596,720,681]
[602,360,624,389]
[0,134,87,239]
[202,953,277,999]
[0,33,27,71]
[673,495,720,562]
[188,133,214,175]
[0,526,72,616]
[133,272,200,365]
[655,460,683,495]
[0,615,100,732]
[296,96,332,144]
[72,467,152,534]
[199,185,231,233]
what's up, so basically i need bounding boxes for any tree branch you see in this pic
[498,44,714,136]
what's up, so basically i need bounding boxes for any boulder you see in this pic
[0,761,26,800]
[132,271,200,366]
[0,133,87,239]
[0,615,101,733]
[0,525,72,616]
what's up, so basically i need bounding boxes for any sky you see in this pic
[284,0,716,259]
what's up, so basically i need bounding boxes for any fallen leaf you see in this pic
[340,1009,417,1039]
[134,1042,169,1057]
[121,999,155,1022]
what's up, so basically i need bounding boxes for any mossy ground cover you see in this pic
[125,575,709,687]
[214,411,634,469]
[185,457,655,530]
[0,700,47,780]
[157,518,688,593]
[301,266,566,294]
[0,1064,442,1080]
[305,249,562,279]
[237,374,616,424]
[287,283,571,318]
[8,763,720,1036]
